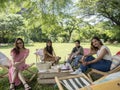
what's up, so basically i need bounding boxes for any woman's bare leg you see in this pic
[18,70,26,84]
[10,69,18,90]
[18,71,31,89]
[55,56,61,64]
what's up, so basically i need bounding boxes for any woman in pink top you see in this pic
[9,38,31,90]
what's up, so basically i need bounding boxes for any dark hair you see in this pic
[91,36,103,51]
[45,40,53,55]
[75,40,80,44]
[11,38,25,55]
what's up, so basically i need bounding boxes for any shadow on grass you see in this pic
[0,67,59,90]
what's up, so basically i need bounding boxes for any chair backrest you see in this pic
[55,74,92,90]
[0,52,11,67]
[110,51,120,70]
[61,77,91,90]
[83,48,90,55]
[116,51,120,55]
[34,49,44,62]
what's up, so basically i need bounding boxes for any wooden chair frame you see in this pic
[35,49,44,63]
[87,51,120,81]
[55,72,120,90]
[87,66,120,81]
[0,66,8,78]
[55,73,92,90]
[0,63,36,82]
[24,63,36,82]
[79,78,120,90]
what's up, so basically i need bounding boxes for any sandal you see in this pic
[9,83,15,90]
[24,83,31,90]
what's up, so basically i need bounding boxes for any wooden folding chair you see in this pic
[87,53,120,80]
[87,65,120,81]
[35,49,44,63]
[55,73,92,90]
[80,78,120,90]
[83,48,90,56]
[0,52,11,79]
[23,63,36,82]
[0,63,36,82]
[0,51,36,81]
[0,66,8,78]
[55,72,120,90]
[67,48,90,68]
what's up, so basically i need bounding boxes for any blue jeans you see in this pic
[80,56,112,72]
[73,55,83,67]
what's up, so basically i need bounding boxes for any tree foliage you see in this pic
[77,0,120,26]
[0,0,120,43]
[0,14,25,43]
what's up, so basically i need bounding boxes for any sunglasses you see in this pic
[17,42,23,44]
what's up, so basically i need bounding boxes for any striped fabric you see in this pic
[110,55,120,70]
[61,77,92,90]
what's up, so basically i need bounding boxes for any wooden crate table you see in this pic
[37,64,74,84]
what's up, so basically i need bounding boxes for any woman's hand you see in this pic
[80,56,85,63]
[13,62,20,67]
[82,61,87,66]
[82,61,90,66]
[84,54,88,57]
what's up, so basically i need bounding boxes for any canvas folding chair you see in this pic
[55,73,92,90]
[34,49,44,63]
[87,51,120,81]
[0,52,10,78]
[83,48,90,56]
[87,65,120,81]
[84,71,120,90]
[23,63,36,82]
[0,63,36,82]
[80,78,120,90]
[0,66,8,78]
[55,72,120,90]
[35,48,55,65]
[0,51,36,81]
[68,48,90,68]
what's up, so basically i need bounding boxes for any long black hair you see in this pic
[45,40,53,55]
[91,36,103,51]
[11,38,25,55]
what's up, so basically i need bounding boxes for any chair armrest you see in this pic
[90,69,107,76]
[55,76,64,90]
[87,69,107,81]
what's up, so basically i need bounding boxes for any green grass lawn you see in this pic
[1,42,119,64]
[0,43,120,90]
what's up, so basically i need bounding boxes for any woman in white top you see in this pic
[79,36,112,72]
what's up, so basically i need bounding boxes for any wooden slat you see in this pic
[87,66,120,81]
[58,74,92,83]
[80,78,120,90]
[55,77,64,90]
[37,78,55,84]
[38,72,71,79]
